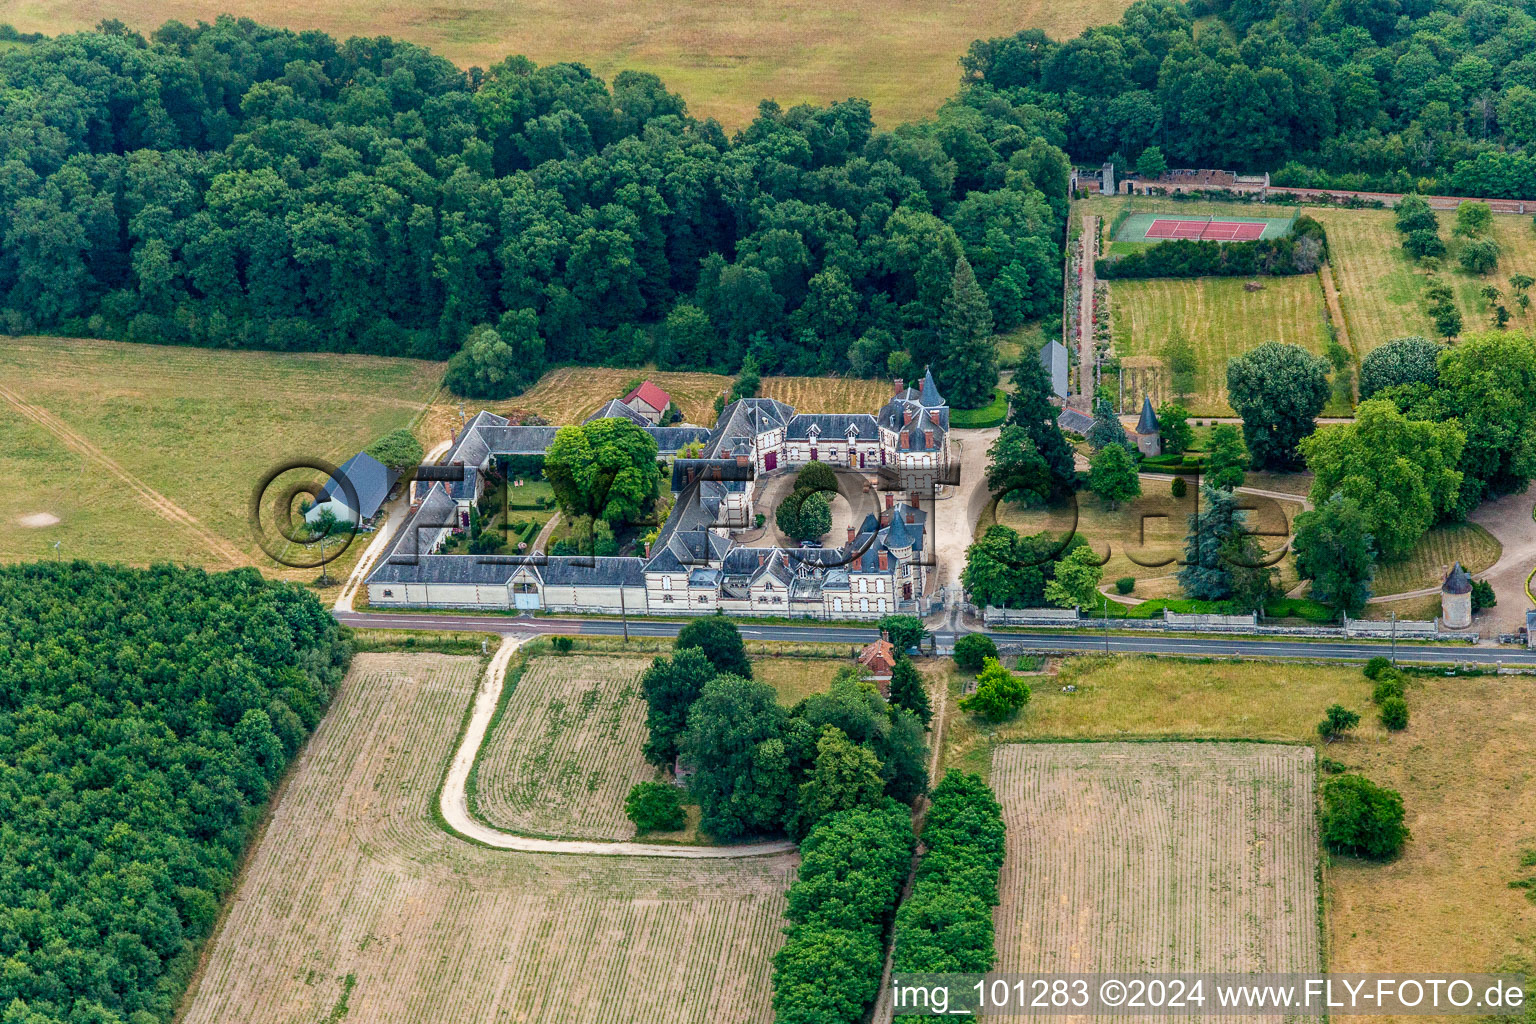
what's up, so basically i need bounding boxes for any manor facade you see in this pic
[364,369,953,618]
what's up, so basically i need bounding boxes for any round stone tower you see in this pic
[1440,561,1473,629]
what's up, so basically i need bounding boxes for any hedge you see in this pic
[949,387,1009,428]
[1097,216,1328,280]
[771,800,915,1024]
[892,773,1006,990]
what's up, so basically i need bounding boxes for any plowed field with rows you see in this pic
[180,653,793,1024]
[990,742,1320,993]
[472,655,656,840]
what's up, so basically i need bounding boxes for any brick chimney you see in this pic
[885,493,894,509]
[758,552,766,567]
[893,378,904,396]
[878,550,888,571]
[924,430,933,449]
[928,409,940,425]
[905,507,916,525]
[846,525,856,544]
[910,490,920,507]
[903,408,913,425]
[735,453,749,467]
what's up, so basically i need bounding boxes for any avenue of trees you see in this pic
[0,18,1067,406]
[963,0,1536,196]
[0,563,351,1024]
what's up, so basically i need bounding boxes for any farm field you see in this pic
[990,742,1321,976]
[422,365,733,437]
[0,336,442,578]
[471,654,654,840]
[1109,273,1338,416]
[759,375,896,414]
[1313,206,1536,356]
[180,652,793,1024]
[0,0,1136,127]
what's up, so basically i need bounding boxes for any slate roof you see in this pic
[1136,396,1159,435]
[671,459,751,492]
[319,451,398,520]
[876,399,949,435]
[647,426,714,452]
[368,553,645,588]
[785,413,880,441]
[1040,340,1070,398]
[1057,407,1094,436]
[585,399,651,426]
[624,380,672,412]
[704,398,794,457]
[442,410,510,467]
[1441,561,1473,595]
[918,365,945,408]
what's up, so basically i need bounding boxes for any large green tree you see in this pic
[789,727,887,840]
[985,426,1051,506]
[639,647,718,767]
[544,417,661,525]
[1300,399,1464,561]
[1088,442,1140,510]
[1292,493,1377,617]
[1005,355,1078,495]
[675,615,753,678]
[935,254,999,409]
[1226,342,1331,471]
[1177,482,1250,600]
[681,674,791,840]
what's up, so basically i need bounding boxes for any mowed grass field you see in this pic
[990,742,1321,976]
[1371,521,1501,597]
[982,481,1300,590]
[181,653,793,1024]
[0,336,442,577]
[472,655,655,840]
[1314,206,1536,356]
[0,0,1136,126]
[1109,274,1339,416]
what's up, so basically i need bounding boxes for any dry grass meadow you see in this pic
[1325,673,1536,979]
[181,652,793,1024]
[0,336,442,577]
[471,654,655,840]
[0,0,1137,126]
[990,742,1322,978]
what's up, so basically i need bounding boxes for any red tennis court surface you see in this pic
[1144,218,1267,241]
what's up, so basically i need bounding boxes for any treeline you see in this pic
[0,562,351,1024]
[1096,217,1328,279]
[962,0,1536,197]
[892,773,1006,988]
[639,617,931,841]
[0,19,1067,392]
[771,801,915,1023]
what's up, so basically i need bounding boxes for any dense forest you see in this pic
[963,0,1536,195]
[0,17,1067,397]
[0,563,351,1024]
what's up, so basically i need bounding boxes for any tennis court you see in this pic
[1115,211,1296,243]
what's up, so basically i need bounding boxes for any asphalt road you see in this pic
[336,611,1536,667]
